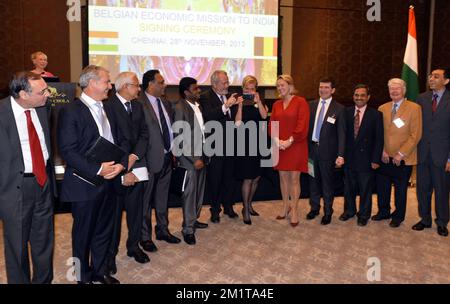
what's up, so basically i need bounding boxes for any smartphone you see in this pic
[242,93,255,101]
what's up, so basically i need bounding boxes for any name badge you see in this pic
[327,117,336,124]
[393,118,405,128]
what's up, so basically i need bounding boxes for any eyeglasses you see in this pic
[428,73,442,79]
[127,83,140,87]
[34,88,50,96]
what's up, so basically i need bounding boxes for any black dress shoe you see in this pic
[140,240,158,252]
[127,249,150,264]
[156,232,181,244]
[321,215,332,225]
[357,218,368,226]
[389,220,401,228]
[412,221,431,231]
[210,213,220,223]
[306,210,319,220]
[371,213,391,221]
[437,226,448,237]
[224,208,238,218]
[194,221,208,229]
[92,274,120,284]
[106,258,117,275]
[183,233,196,245]
[339,213,355,222]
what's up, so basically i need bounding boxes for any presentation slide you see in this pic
[88,0,279,86]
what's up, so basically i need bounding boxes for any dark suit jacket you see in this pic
[0,97,56,218]
[57,98,128,202]
[104,94,149,165]
[416,89,450,167]
[137,92,174,174]
[173,99,207,169]
[343,106,384,171]
[308,99,346,161]
[199,88,237,151]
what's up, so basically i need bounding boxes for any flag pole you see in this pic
[426,0,436,82]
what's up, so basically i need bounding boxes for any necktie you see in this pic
[221,95,230,118]
[24,110,47,187]
[94,102,114,143]
[392,103,398,121]
[157,98,171,151]
[125,101,132,116]
[314,100,326,141]
[354,109,360,139]
[431,94,438,114]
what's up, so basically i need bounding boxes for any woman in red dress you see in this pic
[269,75,310,226]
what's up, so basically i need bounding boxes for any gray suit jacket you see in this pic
[173,99,206,170]
[137,92,174,173]
[0,97,55,219]
[416,89,450,167]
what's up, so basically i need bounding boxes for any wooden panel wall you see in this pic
[289,0,444,107]
[0,0,70,98]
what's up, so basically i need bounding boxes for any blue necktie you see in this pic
[392,103,398,121]
[314,100,326,141]
[125,101,132,117]
[157,98,171,151]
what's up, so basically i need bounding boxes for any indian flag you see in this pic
[89,31,119,53]
[401,6,419,101]
[254,37,277,57]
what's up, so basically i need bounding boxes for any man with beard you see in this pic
[199,70,240,223]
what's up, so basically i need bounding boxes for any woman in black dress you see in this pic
[234,75,268,225]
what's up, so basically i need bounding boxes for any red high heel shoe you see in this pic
[275,207,292,220]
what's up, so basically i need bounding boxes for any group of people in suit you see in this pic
[269,71,449,238]
[0,66,448,284]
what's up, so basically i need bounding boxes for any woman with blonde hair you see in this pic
[30,51,55,78]
[233,75,268,225]
[268,75,310,227]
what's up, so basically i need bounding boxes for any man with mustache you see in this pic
[340,84,384,226]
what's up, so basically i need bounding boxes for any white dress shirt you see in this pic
[145,92,174,153]
[11,97,49,173]
[79,92,114,143]
[186,99,205,142]
[217,93,231,117]
[116,92,130,112]
[354,105,367,126]
[311,97,332,142]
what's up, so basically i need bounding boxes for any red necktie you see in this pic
[431,94,438,113]
[25,110,47,187]
[354,109,360,139]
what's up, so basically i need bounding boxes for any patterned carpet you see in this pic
[0,187,449,284]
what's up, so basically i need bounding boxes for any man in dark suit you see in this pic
[104,72,150,275]
[307,78,346,225]
[138,69,181,252]
[339,84,384,226]
[0,71,56,284]
[58,65,127,284]
[199,70,239,223]
[413,68,450,237]
[173,77,209,245]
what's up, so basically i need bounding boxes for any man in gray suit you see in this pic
[138,70,181,252]
[413,68,450,237]
[0,72,55,283]
[173,77,209,245]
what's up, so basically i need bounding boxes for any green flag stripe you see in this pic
[89,44,119,52]
[401,64,419,101]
